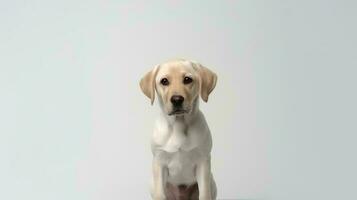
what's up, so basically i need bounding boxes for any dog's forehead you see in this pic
[157,60,196,78]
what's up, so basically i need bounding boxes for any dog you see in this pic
[140,59,217,200]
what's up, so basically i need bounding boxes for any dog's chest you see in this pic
[152,115,210,184]
[165,150,199,184]
[153,119,201,153]
[153,120,204,184]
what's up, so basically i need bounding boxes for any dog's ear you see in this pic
[196,63,217,102]
[140,65,160,105]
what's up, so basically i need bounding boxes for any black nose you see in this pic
[170,95,184,107]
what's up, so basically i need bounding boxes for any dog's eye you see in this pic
[160,78,169,86]
[183,77,193,84]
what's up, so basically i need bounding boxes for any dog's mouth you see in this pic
[168,109,188,116]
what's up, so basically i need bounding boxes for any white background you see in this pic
[1,1,356,200]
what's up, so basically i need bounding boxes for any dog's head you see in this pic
[140,59,217,116]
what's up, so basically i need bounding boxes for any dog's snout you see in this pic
[170,95,184,107]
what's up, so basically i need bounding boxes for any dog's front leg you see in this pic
[152,158,168,200]
[196,157,212,200]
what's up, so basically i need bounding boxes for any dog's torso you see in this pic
[151,110,212,186]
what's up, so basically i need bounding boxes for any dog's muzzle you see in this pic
[169,95,187,115]
[171,95,184,107]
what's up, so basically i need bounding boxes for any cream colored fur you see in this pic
[140,59,217,200]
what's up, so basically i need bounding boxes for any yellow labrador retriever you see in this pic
[140,59,217,200]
